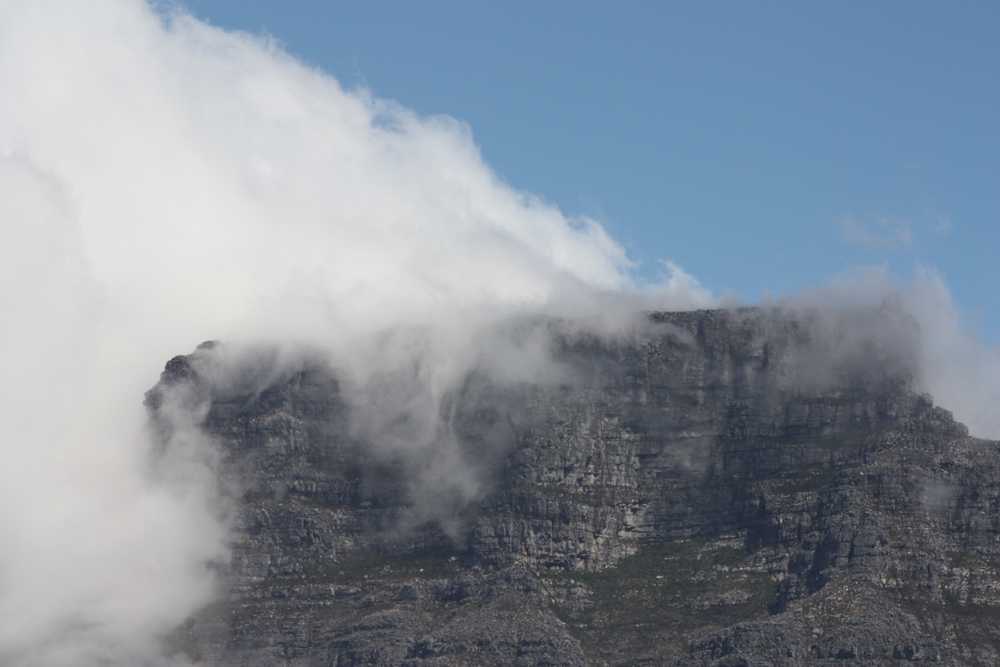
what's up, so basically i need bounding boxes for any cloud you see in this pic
[0,1,713,664]
[839,214,913,251]
[786,265,1000,440]
[901,269,1000,438]
[932,213,953,236]
[839,209,956,251]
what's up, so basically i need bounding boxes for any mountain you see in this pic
[147,306,1000,666]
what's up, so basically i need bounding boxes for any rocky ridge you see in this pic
[148,307,1000,666]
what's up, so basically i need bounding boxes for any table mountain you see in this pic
[148,306,1000,666]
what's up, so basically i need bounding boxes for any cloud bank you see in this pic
[0,1,711,664]
[1,1,996,666]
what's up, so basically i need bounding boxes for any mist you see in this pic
[782,266,1000,439]
[1,1,996,666]
[0,1,707,664]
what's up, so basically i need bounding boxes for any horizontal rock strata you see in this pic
[149,307,1000,666]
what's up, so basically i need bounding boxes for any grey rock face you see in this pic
[149,307,1000,666]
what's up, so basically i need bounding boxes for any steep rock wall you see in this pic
[148,307,1000,666]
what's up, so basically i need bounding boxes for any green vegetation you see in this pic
[543,538,778,663]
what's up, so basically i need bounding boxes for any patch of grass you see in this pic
[544,538,778,663]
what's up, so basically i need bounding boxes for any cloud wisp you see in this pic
[839,214,913,251]
[785,265,1000,440]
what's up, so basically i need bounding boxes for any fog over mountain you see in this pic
[1,1,997,665]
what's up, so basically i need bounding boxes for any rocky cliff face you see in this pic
[148,307,1000,666]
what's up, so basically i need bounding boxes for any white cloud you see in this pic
[0,1,714,664]
[902,268,1000,438]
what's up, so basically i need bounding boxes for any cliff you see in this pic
[147,307,1000,666]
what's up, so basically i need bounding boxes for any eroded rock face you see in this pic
[150,308,1000,666]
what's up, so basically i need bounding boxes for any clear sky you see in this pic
[179,0,999,341]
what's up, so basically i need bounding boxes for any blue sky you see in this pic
[181,0,999,341]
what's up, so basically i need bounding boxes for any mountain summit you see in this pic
[148,308,1000,666]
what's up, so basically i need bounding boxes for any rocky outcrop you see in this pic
[150,307,1000,666]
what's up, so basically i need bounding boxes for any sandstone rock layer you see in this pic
[150,308,1000,666]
